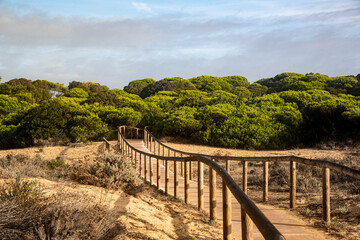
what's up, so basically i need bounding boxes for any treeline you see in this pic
[0,73,359,149]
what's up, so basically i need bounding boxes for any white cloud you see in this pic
[131,2,152,13]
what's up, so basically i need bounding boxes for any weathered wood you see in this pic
[174,151,178,198]
[150,155,153,185]
[322,167,331,223]
[119,126,286,240]
[149,137,152,153]
[210,165,217,220]
[165,159,169,194]
[157,158,160,190]
[189,160,193,180]
[139,153,142,176]
[242,161,253,240]
[181,153,183,176]
[144,155,147,182]
[185,160,190,204]
[223,160,232,240]
[290,161,296,209]
[198,160,204,210]
[263,161,269,202]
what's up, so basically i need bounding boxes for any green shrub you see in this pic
[71,154,142,192]
[0,177,46,207]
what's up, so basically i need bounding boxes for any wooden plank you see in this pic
[198,160,204,210]
[322,167,331,223]
[290,161,296,209]
[223,160,232,240]
[263,161,268,202]
[242,161,253,240]
[210,165,217,220]
[185,161,190,204]
[157,158,160,190]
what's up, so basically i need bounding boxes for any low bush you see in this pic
[71,154,142,192]
[0,178,114,240]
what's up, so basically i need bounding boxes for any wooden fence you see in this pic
[117,126,360,240]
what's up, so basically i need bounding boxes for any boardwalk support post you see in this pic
[165,159,169,194]
[157,158,160,190]
[185,160,190,204]
[223,160,232,240]
[241,161,253,240]
[263,161,268,202]
[290,161,296,209]
[198,160,204,210]
[210,164,217,220]
[174,152,178,198]
[322,167,331,223]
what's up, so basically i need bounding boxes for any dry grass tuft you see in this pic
[0,178,124,240]
[71,154,143,193]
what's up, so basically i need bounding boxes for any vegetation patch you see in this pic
[71,154,143,192]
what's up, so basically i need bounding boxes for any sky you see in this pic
[0,0,359,89]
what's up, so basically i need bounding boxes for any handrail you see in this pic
[143,127,360,180]
[119,126,286,240]
[141,125,360,228]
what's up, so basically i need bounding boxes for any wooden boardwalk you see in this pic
[127,139,332,240]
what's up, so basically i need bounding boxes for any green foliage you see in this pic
[0,177,46,207]
[189,75,231,92]
[140,77,197,98]
[123,78,156,95]
[71,154,142,192]
[1,73,360,150]
[163,106,202,137]
[64,87,89,98]
[248,83,268,97]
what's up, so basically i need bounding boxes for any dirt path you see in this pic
[127,139,337,240]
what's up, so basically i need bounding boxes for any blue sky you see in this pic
[0,0,359,88]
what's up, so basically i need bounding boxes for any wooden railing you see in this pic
[118,126,285,240]
[117,126,360,240]
[142,126,360,222]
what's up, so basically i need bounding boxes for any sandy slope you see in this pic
[0,141,222,240]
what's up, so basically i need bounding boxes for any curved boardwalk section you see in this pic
[126,139,333,240]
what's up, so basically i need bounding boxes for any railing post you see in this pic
[139,153,142,176]
[158,141,160,157]
[165,159,169,195]
[150,155,153,185]
[241,161,253,240]
[223,160,232,240]
[144,155,147,183]
[322,167,331,223]
[118,130,120,147]
[189,160,193,180]
[198,160,204,210]
[174,152,178,198]
[136,129,139,139]
[150,137,152,153]
[181,153,183,176]
[290,161,297,209]
[157,158,160,190]
[185,160,190,204]
[209,164,217,220]
[263,161,269,202]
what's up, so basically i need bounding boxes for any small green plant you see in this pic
[176,196,184,203]
[301,208,312,217]
[337,205,349,215]
[46,157,69,170]
[207,217,217,224]
[0,177,46,207]
[71,154,142,192]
